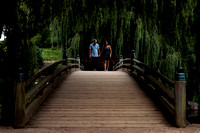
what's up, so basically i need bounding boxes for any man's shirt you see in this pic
[89,43,99,57]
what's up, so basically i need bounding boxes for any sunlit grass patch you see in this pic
[42,48,62,61]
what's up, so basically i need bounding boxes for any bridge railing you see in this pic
[114,52,186,128]
[14,58,81,128]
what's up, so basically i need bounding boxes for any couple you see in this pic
[89,39,112,71]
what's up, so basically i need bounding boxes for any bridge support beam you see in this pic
[174,66,186,128]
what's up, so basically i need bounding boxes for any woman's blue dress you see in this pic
[102,47,110,60]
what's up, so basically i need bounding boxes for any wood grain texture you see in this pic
[27,71,173,128]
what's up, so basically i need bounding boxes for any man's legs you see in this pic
[91,57,98,70]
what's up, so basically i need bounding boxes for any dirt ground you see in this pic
[0,127,200,133]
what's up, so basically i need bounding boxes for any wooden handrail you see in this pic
[68,58,80,62]
[132,59,174,87]
[114,56,186,128]
[25,65,68,105]
[26,59,66,87]
[14,57,81,127]
[145,75,174,102]
[113,58,131,70]
[114,58,174,87]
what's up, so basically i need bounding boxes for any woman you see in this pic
[102,41,112,71]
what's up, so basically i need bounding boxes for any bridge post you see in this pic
[174,66,186,128]
[120,55,123,65]
[77,54,80,65]
[131,50,135,74]
[14,67,25,128]
[76,54,80,70]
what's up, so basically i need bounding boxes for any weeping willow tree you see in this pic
[49,17,61,48]
[67,33,80,58]
[132,0,198,103]
[1,0,200,124]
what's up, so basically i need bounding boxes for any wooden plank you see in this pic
[30,116,167,122]
[38,105,158,110]
[31,110,162,114]
[37,108,160,111]
[29,120,169,125]
[45,100,154,103]
[28,122,172,128]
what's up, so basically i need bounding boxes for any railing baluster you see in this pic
[131,50,135,74]
[77,54,80,70]
[120,55,123,65]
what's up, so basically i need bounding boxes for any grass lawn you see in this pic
[42,48,62,61]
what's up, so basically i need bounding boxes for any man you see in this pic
[89,39,100,70]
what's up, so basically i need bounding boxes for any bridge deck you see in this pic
[27,71,173,128]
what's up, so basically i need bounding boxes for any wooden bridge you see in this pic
[27,71,172,128]
[13,55,188,129]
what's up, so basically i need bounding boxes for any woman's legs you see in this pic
[106,60,110,71]
[104,60,106,71]
[104,59,110,71]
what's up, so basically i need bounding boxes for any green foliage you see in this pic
[110,2,118,44]
[42,48,62,61]
[0,41,7,53]
[134,18,143,58]
[143,30,150,65]
[150,30,160,68]
[35,46,44,68]
[67,33,80,58]
[31,30,51,48]
[116,28,123,57]
[160,45,181,80]
[31,34,42,46]
[49,17,60,48]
